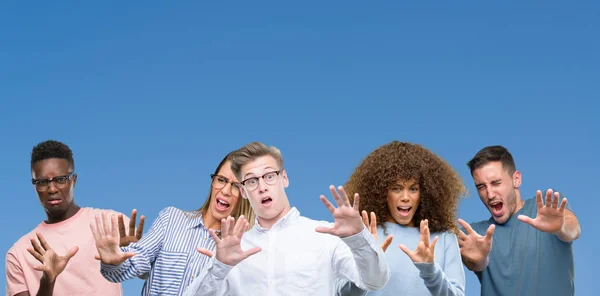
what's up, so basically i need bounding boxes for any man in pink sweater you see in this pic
[6,140,144,296]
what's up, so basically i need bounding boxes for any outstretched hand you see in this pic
[316,185,364,238]
[399,219,438,263]
[27,232,78,283]
[90,212,136,265]
[196,215,261,266]
[457,218,494,268]
[518,189,567,234]
[361,210,393,252]
[118,209,146,247]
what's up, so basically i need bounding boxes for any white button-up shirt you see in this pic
[183,207,390,296]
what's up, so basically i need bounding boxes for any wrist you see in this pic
[552,221,566,236]
[41,273,56,285]
[346,221,366,238]
[473,256,489,271]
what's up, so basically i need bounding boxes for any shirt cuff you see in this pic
[340,226,371,249]
[211,259,234,279]
[101,261,125,272]
[414,262,439,279]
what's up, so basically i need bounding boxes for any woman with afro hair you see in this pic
[337,141,466,296]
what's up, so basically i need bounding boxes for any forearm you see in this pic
[556,211,581,242]
[35,275,55,296]
[183,259,231,296]
[341,227,390,291]
[415,262,465,296]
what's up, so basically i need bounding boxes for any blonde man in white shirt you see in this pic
[184,141,390,296]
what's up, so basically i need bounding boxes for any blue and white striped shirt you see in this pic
[101,206,217,296]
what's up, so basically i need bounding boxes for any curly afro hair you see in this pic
[345,141,466,235]
[31,140,75,170]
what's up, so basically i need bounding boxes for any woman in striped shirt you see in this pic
[91,151,255,295]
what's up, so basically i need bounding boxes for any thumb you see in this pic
[430,236,439,252]
[197,248,214,257]
[315,226,334,235]
[484,224,496,242]
[398,244,412,258]
[32,265,46,272]
[122,252,136,260]
[243,247,262,259]
[517,215,533,225]
[66,246,79,260]
[381,235,393,252]
[94,254,101,260]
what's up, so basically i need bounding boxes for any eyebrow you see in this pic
[33,173,72,180]
[243,166,277,179]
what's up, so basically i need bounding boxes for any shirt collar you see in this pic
[187,211,206,229]
[253,207,300,232]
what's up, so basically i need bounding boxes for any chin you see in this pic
[260,210,279,220]
[45,206,67,216]
[491,215,508,225]
[392,217,411,226]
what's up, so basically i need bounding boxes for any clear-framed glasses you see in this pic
[32,172,75,192]
[241,170,282,191]
[210,174,241,197]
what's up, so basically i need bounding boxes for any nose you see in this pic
[257,178,269,193]
[47,182,59,194]
[221,183,232,196]
[400,190,410,201]
[485,187,495,200]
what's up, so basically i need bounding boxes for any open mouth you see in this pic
[215,198,231,211]
[261,197,273,206]
[490,202,503,216]
[397,206,412,217]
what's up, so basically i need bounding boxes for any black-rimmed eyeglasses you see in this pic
[32,172,76,192]
[241,170,282,191]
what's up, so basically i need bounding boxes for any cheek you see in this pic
[63,188,74,200]
[36,192,47,201]
[231,195,240,206]
[386,191,397,204]
[248,194,261,206]
[477,188,487,197]
[412,195,420,208]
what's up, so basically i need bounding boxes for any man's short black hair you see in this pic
[467,145,516,175]
[31,140,75,170]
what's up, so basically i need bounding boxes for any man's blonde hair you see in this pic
[230,142,284,181]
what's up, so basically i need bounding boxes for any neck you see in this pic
[202,211,221,231]
[46,203,81,224]
[513,189,525,214]
[257,204,291,230]
[386,216,417,228]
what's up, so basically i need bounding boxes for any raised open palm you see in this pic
[399,219,438,263]
[197,215,261,266]
[458,218,494,266]
[316,185,364,238]
[518,189,567,234]
[27,232,78,283]
[90,212,136,265]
